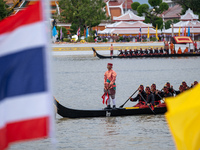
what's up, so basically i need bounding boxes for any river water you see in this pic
[10,54,200,150]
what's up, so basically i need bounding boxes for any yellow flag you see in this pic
[156,24,159,40]
[178,27,181,36]
[147,27,150,38]
[165,84,200,150]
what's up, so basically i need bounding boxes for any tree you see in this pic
[131,2,140,10]
[59,0,109,35]
[0,0,9,20]
[165,19,180,29]
[148,0,162,7]
[171,0,200,20]
[137,4,149,16]
[131,0,169,29]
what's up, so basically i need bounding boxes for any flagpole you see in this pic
[141,27,142,42]
[192,19,194,41]
[162,14,165,41]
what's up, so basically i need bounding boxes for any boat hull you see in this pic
[55,100,167,118]
[92,48,200,59]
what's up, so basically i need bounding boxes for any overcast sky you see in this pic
[132,0,149,4]
[132,0,151,7]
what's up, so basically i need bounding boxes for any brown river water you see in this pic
[10,54,200,150]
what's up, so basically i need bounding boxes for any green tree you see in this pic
[148,0,162,7]
[131,0,169,29]
[165,19,180,29]
[171,0,200,20]
[0,0,9,20]
[137,4,149,16]
[59,0,109,35]
[131,2,140,10]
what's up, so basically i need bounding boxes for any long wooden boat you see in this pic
[55,100,167,118]
[92,48,200,59]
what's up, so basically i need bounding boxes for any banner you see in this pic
[0,1,54,149]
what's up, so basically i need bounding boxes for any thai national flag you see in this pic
[0,1,54,149]
[139,27,141,37]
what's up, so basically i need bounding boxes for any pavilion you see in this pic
[164,8,200,41]
[98,10,160,41]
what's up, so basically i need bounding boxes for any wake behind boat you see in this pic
[55,100,167,118]
[92,47,200,59]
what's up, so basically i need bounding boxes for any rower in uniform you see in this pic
[159,47,164,54]
[174,85,184,95]
[154,48,159,55]
[130,85,146,107]
[150,83,161,105]
[129,49,133,56]
[134,49,139,56]
[144,48,148,55]
[149,48,153,55]
[139,48,144,56]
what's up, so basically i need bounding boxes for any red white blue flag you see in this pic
[0,1,54,149]
[139,27,142,37]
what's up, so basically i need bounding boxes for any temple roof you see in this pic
[113,10,145,22]
[105,0,133,9]
[159,5,182,20]
[173,21,200,28]
[106,21,152,28]
[98,21,159,35]
[105,0,134,20]
[163,8,200,34]
[180,8,199,21]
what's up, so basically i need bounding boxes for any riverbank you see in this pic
[52,41,164,51]
[52,41,164,55]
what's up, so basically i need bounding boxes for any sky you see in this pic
[132,0,149,5]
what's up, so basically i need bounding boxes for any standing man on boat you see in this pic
[110,44,114,56]
[164,41,169,54]
[104,63,117,109]
[170,42,175,54]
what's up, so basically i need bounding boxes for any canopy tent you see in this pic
[172,36,193,44]
[172,36,194,52]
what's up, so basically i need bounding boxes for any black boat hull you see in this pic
[55,100,167,118]
[92,47,200,59]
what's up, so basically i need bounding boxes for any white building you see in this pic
[162,0,176,7]
[98,10,160,41]
[164,8,200,41]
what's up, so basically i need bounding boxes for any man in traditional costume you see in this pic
[104,63,117,109]
[110,44,114,56]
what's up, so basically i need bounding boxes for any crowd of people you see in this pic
[117,41,200,57]
[118,47,167,56]
[129,81,198,108]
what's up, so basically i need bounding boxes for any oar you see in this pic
[139,94,156,115]
[157,93,163,100]
[156,92,165,102]
[119,89,139,108]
